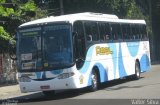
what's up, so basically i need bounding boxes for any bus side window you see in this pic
[131,24,137,40]
[99,22,105,41]
[139,25,143,40]
[111,24,116,40]
[111,23,122,40]
[122,24,132,40]
[142,25,148,40]
[127,24,132,40]
[84,21,99,42]
[117,24,122,40]
[98,22,110,41]
[73,21,86,69]
[104,23,111,40]
[136,25,140,39]
[122,24,127,40]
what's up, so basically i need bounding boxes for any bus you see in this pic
[16,12,151,95]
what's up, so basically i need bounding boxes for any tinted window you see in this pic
[73,21,86,69]
[122,24,131,40]
[99,22,111,41]
[140,25,147,39]
[111,23,122,40]
[84,21,99,41]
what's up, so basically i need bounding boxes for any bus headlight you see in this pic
[19,76,31,82]
[58,72,75,79]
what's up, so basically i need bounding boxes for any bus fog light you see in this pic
[58,72,74,79]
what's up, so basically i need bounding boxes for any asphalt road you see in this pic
[1,65,160,105]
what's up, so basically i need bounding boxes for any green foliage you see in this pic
[125,0,144,19]
[0,6,14,17]
[0,26,11,53]
[0,0,45,53]
[20,0,36,12]
[61,0,146,19]
[0,0,5,3]
[0,26,10,40]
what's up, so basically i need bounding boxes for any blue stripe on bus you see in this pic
[127,42,140,57]
[80,61,91,74]
[35,72,42,79]
[140,54,150,72]
[96,63,108,82]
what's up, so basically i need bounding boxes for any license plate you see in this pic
[40,85,50,90]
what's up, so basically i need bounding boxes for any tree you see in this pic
[0,0,45,54]
[0,26,11,53]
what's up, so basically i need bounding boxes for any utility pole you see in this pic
[60,0,64,15]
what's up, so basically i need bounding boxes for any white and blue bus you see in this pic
[16,12,151,95]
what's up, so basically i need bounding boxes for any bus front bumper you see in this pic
[19,75,86,93]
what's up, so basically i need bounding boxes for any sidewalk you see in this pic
[0,84,23,99]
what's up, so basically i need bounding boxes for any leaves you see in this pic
[20,0,36,12]
[0,0,44,53]
[0,6,14,17]
[0,26,10,40]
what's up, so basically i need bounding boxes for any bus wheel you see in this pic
[42,90,55,97]
[89,70,98,92]
[134,61,141,80]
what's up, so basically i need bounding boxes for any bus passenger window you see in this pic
[111,23,122,40]
[139,25,143,39]
[136,25,140,39]
[84,21,99,41]
[127,24,132,40]
[122,24,132,40]
[73,21,86,69]
[111,24,116,40]
[98,22,111,41]
[131,24,137,40]
[122,24,127,40]
[142,25,147,40]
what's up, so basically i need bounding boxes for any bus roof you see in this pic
[19,12,146,27]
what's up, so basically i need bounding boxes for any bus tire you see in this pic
[42,90,55,97]
[89,69,99,92]
[134,61,141,80]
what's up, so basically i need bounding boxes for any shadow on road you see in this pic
[5,89,84,103]
[99,76,144,90]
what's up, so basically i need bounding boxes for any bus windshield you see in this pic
[43,24,73,68]
[18,24,73,71]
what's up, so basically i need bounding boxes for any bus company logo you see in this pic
[96,46,113,56]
